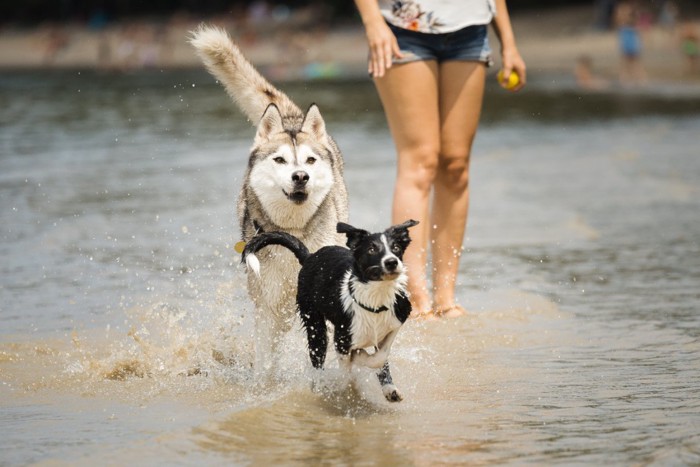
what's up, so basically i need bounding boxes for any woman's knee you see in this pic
[397,145,439,192]
[437,151,471,190]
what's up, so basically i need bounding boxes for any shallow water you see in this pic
[1,71,700,466]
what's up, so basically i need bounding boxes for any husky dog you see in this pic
[189,26,348,361]
[242,220,418,402]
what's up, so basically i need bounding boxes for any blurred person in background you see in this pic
[679,21,699,75]
[595,0,618,30]
[575,54,609,90]
[658,0,679,33]
[615,0,647,85]
[353,0,526,319]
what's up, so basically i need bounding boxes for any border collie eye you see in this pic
[306,157,316,165]
[368,246,376,254]
[273,156,286,164]
[392,244,401,253]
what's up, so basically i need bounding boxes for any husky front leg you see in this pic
[248,266,297,374]
[252,302,277,376]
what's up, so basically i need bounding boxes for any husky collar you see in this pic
[347,280,389,314]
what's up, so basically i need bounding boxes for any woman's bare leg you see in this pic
[373,60,440,315]
[431,61,486,315]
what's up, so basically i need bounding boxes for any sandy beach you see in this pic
[1,5,699,86]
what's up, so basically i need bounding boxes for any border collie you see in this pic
[242,220,418,402]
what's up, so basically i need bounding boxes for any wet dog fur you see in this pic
[190,26,348,369]
[242,220,418,402]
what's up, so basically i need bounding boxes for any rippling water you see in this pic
[1,71,699,466]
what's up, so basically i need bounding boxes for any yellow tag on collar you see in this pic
[234,241,246,254]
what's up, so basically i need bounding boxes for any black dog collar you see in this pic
[348,280,389,314]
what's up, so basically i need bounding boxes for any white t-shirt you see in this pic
[379,0,497,33]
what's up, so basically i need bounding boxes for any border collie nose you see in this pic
[292,171,309,186]
[384,257,399,272]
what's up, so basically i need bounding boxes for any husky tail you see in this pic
[189,25,302,125]
[241,231,310,276]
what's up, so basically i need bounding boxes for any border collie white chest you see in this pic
[242,220,419,402]
[340,270,406,349]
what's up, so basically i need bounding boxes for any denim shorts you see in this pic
[387,22,493,66]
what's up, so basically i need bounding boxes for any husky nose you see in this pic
[384,258,399,272]
[292,171,309,186]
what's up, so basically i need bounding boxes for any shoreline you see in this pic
[1,6,699,87]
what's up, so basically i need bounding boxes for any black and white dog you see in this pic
[242,220,418,402]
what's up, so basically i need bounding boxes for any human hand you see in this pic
[364,19,403,78]
[499,46,526,91]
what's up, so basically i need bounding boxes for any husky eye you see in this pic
[273,156,286,164]
[306,157,316,165]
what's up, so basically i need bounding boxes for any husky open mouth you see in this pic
[283,189,308,204]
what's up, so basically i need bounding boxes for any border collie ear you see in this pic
[337,222,369,249]
[386,219,419,245]
[393,219,419,231]
[255,104,284,143]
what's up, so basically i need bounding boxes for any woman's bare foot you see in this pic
[433,304,466,319]
[409,293,434,320]
[410,309,438,321]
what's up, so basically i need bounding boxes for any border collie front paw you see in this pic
[382,384,403,402]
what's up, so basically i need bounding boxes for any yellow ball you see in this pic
[497,70,520,90]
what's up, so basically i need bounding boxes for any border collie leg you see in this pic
[351,330,403,402]
[351,329,398,368]
[300,308,328,369]
[377,362,403,402]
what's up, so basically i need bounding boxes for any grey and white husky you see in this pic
[190,26,348,367]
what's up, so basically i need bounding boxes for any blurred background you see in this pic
[1,0,700,84]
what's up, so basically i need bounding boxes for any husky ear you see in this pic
[301,104,327,140]
[255,104,284,143]
[337,222,369,250]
